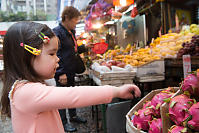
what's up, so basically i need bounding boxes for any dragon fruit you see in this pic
[184,102,199,131]
[161,87,175,93]
[132,108,154,131]
[180,74,199,96]
[197,69,199,78]
[169,94,194,125]
[168,125,188,133]
[148,118,162,133]
[151,92,174,117]
[142,101,152,109]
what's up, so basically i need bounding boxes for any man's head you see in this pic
[61,6,81,30]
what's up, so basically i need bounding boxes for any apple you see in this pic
[116,62,126,68]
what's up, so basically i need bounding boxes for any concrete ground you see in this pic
[0,81,13,133]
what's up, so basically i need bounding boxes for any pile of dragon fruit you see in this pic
[131,87,175,132]
[131,70,199,133]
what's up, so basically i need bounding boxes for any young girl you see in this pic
[0,22,141,133]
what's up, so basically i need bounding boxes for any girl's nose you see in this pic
[56,56,60,63]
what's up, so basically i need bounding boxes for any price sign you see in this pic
[183,55,191,78]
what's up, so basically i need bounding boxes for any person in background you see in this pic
[0,21,141,133]
[53,6,89,132]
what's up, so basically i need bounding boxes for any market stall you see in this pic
[1,0,199,133]
[82,0,199,132]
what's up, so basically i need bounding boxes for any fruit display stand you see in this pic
[88,68,136,133]
[164,57,199,87]
[126,87,180,133]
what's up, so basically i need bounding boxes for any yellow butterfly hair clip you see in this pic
[20,43,41,55]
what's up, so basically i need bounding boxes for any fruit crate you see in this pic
[126,87,180,133]
[135,60,165,80]
[160,89,183,133]
[89,69,136,86]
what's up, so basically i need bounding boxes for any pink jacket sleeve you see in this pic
[13,83,116,113]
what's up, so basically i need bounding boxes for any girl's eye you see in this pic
[50,53,55,56]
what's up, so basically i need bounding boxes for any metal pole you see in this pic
[33,0,36,16]
[44,0,47,15]
[167,3,172,30]
[101,104,107,133]
[160,2,164,35]
[26,0,30,19]
[68,0,71,6]
[1,0,7,12]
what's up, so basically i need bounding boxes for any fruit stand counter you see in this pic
[88,69,137,133]
[164,56,199,87]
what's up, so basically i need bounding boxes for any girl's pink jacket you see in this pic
[10,82,115,133]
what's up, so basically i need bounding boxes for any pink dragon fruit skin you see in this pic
[162,87,175,93]
[168,125,188,133]
[132,108,154,131]
[184,102,199,131]
[148,118,162,133]
[151,92,174,117]
[197,69,199,78]
[169,94,194,126]
[143,101,152,109]
[181,74,199,96]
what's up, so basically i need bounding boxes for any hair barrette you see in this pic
[38,32,50,43]
[20,43,41,55]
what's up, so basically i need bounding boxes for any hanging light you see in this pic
[120,0,127,6]
[113,0,134,6]
[92,23,103,29]
[82,33,89,38]
[82,40,87,44]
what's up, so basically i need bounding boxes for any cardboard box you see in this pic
[126,87,180,133]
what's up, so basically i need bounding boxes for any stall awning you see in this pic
[0,31,6,35]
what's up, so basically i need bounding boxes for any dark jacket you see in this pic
[53,23,87,80]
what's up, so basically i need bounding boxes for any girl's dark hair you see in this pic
[0,21,55,118]
[61,6,81,21]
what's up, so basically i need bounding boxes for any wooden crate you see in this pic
[126,87,180,133]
